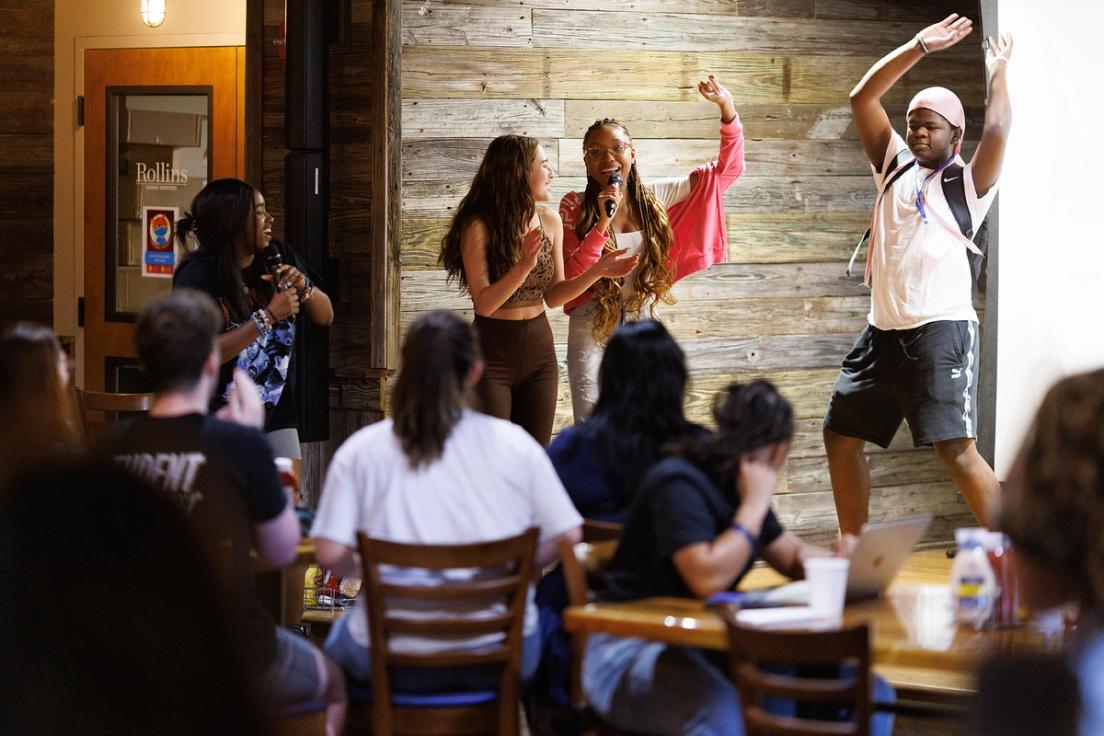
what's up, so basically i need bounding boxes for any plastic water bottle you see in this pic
[952,528,996,628]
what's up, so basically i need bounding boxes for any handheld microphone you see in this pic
[605,171,622,218]
[262,243,289,292]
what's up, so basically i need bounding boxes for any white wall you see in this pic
[994,0,1104,473]
[53,0,245,376]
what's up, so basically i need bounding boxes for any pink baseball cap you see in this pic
[907,87,966,156]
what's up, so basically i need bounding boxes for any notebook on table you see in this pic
[738,515,933,608]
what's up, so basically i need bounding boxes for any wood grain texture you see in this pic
[2,0,52,328]
[403,98,566,138]
[379,0,992,544]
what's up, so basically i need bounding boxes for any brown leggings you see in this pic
[473,312,559,446]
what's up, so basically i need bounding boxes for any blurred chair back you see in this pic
[720,607,872,736]
[352,528,538,736]
[74,387,153,442]
[559,521,622,717]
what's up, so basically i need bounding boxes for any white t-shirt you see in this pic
[615,175,691,301]
[310,410,582,652]
[868,132,997,330]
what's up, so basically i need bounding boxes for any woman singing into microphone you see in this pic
[561,75,746,420]
[173,178,334,463]
[440,136,637,446]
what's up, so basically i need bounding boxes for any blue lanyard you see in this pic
[915,157,955,222]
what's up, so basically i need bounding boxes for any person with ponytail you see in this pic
[560,75,745,420]
[581,381,891,735]
[173,178,334,464]
[311,311,582,689]
[440,135,637,446]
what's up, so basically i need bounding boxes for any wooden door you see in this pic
[83,47,244,391]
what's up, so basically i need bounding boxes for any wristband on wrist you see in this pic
[251,309,272,338]
[915,34,931,54]
[300,280,315,302]
[730,522,759,551]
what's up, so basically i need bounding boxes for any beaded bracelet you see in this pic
[251,308,273,338]
[300,280,316,303]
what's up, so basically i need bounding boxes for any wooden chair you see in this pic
[348,528,538,736]
[74,387,153,441]
[558,523,622,731]
[720,607,873,736]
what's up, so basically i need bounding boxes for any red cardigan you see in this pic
[559,115,745,315]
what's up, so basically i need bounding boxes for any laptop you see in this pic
[739,515,932,608]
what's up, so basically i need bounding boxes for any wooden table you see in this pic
[562,548,1060,706]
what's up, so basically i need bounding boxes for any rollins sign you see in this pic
[136,162,188,185]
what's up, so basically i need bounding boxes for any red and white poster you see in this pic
[142,206,178,278]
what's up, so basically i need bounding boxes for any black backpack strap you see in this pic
[940,163,974,240]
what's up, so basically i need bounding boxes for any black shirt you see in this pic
[603,457,785,601]
[173,241,311,432]
[98,413,287,668]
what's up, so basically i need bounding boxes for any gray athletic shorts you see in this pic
[258,626,321,704]
[823,320,980,448]
[266,427,302,460]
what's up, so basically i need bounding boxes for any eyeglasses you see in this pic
[583,144,632,159]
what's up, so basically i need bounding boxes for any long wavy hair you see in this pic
[440,135,538,290]
[578,119,675,342]
[176,178,272,323]
[391,311,481,468]
[0,323,79,469]
[580,320,697,510]
[671,380,794,497]
[999,369,1104,609]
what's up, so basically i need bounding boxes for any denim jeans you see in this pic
[583,634,895,736]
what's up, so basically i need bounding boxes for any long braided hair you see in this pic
[999,369,1104,609]
[576,120,675,342]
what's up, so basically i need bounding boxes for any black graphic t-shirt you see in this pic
[173,241,311,432]
[98,413,288,668]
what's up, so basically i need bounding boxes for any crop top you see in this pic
[502,222,554,308]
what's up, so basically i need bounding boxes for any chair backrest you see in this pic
[356,528,538,736]
[720,607,872,736]
[559,520,622,713]
[74,387,154,442]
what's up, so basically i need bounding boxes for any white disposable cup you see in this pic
[805,557,850,617]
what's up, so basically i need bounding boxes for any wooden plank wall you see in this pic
[400,0,986,544]
[0,1,53,329]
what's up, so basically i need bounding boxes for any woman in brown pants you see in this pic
[440,136,637,445]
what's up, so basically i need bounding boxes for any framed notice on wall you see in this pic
[142,206,178,278]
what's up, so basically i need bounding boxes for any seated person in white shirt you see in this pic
[824,14,1014,534]
[311,310,583,690]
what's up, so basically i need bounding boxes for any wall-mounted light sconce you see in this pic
[141,0,166,28]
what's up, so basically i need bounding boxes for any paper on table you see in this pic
[735,605,840,630]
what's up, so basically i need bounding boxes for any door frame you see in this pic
[76,43,245,390]
[64,31,244,388]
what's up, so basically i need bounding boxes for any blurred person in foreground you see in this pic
[0,459,265,736]
[998,368,1104,735]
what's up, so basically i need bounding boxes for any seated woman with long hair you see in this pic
[549,319,699,522]
[311,310,582,689]
[582,381,891,735]
[440,136,637,446]
[0,322,79,476]
[998,369,1104,734]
